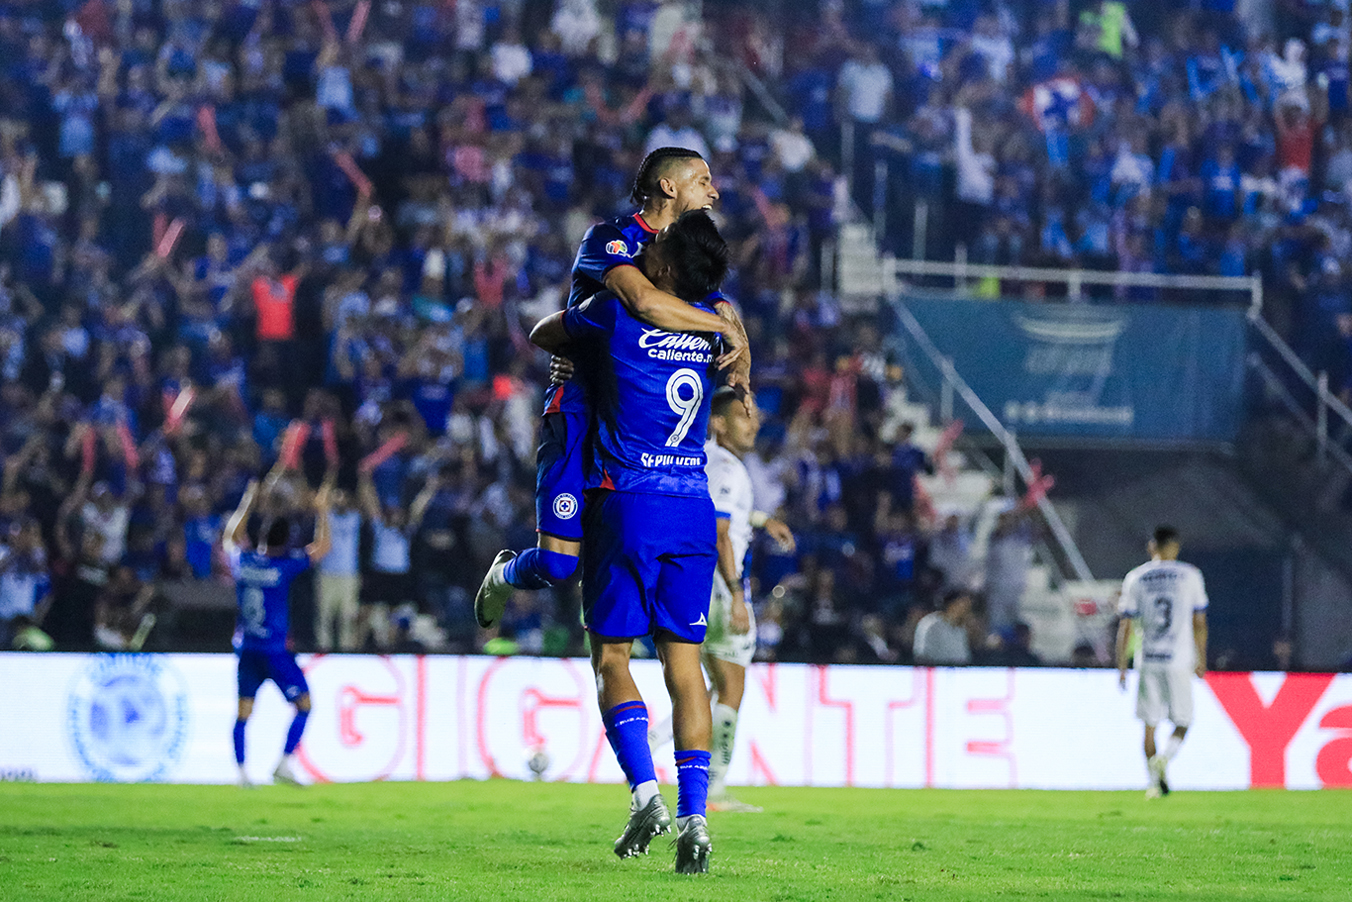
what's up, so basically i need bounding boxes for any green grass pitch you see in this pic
[1,781,1347,901]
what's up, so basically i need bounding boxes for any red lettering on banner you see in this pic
[1315,705,1352,787]
[749,744,779,785]
[755,663,777,708]
[883,669,925,787]
[815,666,856,786]
[965,670,1017,787]
[924,668,936,787]
[297,655,407,784]
[747,663,779,785]
[521,660,589,781]
[1206,672,1334,787]
[586,724,612,783]
[415,656,426,780]
[476,658,509,776]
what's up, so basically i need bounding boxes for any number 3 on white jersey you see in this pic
[665,368,704,447]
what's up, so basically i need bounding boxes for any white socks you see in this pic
[710,703,739,795]
[633,779,659,808]
[1163,733,1184,761]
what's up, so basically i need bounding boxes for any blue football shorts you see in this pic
[237,648,310,702]
[581,490,717,643]
[535,410,586,541]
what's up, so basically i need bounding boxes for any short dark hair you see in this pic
[265,517,292,549]
[1152,525,1179,547]
[710,385,743,418]
[631,147,705,205]
[664,210,728,303]
[941,589,970,610]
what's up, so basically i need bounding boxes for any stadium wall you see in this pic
[2,653,1350,790]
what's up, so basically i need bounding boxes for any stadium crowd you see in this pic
[812,0,1352,392]
[0,0,1340,666]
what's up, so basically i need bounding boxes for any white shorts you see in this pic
[1136,664,1194,728]
[702,579,756,668]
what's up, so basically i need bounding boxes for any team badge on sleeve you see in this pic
[553,493,579,520]
[605,240,630,257]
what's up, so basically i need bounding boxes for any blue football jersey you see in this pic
[564,291,722,497]
[230,547,311,653]
[543,213,658,418]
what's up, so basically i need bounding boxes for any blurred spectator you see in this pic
[93,564,155,651]
[913,589,973,666]
[316,485,362,652]
[0,519,50,648]
[929,511,975,592]
[988,622,1043,667]
[985,507,1035,637]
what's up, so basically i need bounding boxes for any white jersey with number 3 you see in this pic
[1118,559,1208,668]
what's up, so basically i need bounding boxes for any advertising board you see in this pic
[1,654,1348,790]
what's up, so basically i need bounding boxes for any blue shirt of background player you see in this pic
[542,212,660,418]
[229,547,311,654]
[562,291,721,498]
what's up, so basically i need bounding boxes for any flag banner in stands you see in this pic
[2,654,1350,790]
[901,297,1247,442]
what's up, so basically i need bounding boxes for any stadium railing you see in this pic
[876,257,1352,485]
[886,298,1094,584]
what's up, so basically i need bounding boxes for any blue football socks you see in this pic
[233,719,247,765]
[675,749,711,818]
[602,701,657,792]
[503,548,578,590]
[283,710,309,756]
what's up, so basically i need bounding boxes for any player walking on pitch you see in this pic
[225,475,332,787]
[529,210,729,873]
[1116,525,1208,799]
[474,148,748,626]
[679,387,794,812]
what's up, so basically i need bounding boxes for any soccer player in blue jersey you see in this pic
[474,148,749,628]
[224,477,332,787]
[527,210,729,874]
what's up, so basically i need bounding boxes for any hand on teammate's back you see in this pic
[549,355,574,385]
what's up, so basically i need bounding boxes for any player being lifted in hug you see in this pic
[523,210,730,873]
[474,148,748,627]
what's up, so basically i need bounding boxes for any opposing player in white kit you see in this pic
[1115,525,1209,798]
[700,388,794,811]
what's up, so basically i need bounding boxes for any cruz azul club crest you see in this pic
[67,654,190,782]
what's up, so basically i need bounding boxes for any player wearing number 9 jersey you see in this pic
[224,475,332,788]
[1116,525,1208,799]
[529,210,728,874]
[474,148,748,632]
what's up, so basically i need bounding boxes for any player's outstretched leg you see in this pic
[476,545,580,628]
[474,550,517,628]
